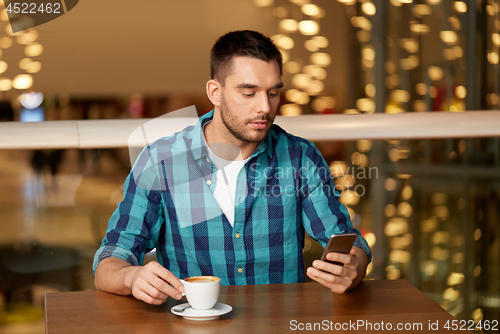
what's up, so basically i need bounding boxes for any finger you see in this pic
[307,266,349,284]
[344,248,358,266]
[134,276,171,300]
[149,276,183,300]
[313,259,357,279]
[140,269,183,299]
[134,265,182,300]
[133,289,167,305]
[326,251,357,267]
[308,272,350,294]
[147,262,185,294]
[307,267,352,291]
[312,260,347,277]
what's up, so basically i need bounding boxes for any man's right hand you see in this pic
[128,261,184,305]
[95,257,184,305]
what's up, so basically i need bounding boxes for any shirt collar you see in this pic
[191,109,274,161]
[256,134,273,158]
[190,109,213,161]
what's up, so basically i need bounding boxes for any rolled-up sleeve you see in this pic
[299,143,372,263]
[93,147,165,274]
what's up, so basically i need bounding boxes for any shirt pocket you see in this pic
[252,188,297,224]
[264,191,297,206]
[249,192,300,256]
[259,171,298,206]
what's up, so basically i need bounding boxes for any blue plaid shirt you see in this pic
[93,110,371,285]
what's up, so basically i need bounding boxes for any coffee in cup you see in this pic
[181,276,220,310]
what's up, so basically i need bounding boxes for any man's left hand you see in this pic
[306,246,368,293]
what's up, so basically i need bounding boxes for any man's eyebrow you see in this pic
[235,83,258,89]
[235,82,284,89]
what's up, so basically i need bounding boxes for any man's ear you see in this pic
[206,79,221,107]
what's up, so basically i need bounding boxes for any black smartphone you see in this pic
[320,233,357,266]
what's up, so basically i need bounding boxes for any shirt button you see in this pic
[235,233,240,239]
[206,158,210,163]
[238,268,243,273]
[207,180,212,186]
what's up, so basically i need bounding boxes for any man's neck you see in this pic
[204,114,260,160]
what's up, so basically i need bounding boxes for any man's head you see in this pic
[206,31,283,150]
[210,30,283,87]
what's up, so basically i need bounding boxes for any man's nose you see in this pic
[257,93,271,114]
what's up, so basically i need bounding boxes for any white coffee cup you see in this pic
[181,276,220,310]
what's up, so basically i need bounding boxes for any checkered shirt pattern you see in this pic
[93,110,372,286]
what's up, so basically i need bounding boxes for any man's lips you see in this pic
[249,121,268,129]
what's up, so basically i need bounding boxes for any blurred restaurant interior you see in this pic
[0,0,500,332]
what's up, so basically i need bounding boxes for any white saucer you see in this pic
[171,303,232,321]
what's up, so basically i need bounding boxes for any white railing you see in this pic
[1,110,500,150]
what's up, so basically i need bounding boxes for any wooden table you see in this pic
[45,280,459,333]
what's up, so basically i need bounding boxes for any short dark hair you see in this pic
[210,30,283,86]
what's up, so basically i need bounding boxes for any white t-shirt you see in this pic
[203,130,250,227]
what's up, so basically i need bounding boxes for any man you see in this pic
[94,30,371,305]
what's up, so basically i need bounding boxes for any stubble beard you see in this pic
[219,94,273,144]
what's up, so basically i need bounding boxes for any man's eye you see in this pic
[269,93,278,97]
[244,93,255,97]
